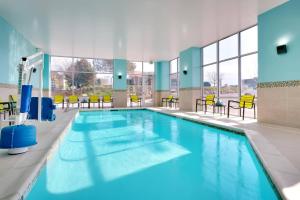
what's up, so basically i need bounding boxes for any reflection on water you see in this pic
[27,110,278,200]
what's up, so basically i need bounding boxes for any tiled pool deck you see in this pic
[0,107,299,200]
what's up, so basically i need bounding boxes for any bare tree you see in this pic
[207,72,224,87]
[208,72,217,87]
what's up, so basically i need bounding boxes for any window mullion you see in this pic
[238,32,242,98]
[217,41,220,101]
[177,58,179,97]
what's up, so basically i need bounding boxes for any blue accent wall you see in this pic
[155,61,170,91]
[43,54,50,89]
[113,59,127,90]
[258,0,300,83]
[179,47,201,88]
[0,16,37,86]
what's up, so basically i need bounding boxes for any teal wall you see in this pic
[179,47,202,88]
[0,16,37,86]
[258,0,300,83]
[155,61,170,91]
[113,59,127,90]
[43,54,50,89]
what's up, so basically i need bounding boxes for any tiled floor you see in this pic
[0,107,299,200]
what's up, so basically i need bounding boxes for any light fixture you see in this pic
[183,67,188,75]
[118,72,122,79]
[277,45,287,54]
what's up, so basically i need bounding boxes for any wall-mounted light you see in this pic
[183,67,188,75]
[118,72,122,79]
[277,44,287,54]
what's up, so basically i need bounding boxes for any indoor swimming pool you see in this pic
[26,110,279,200]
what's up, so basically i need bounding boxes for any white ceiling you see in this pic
[0,0,288,61]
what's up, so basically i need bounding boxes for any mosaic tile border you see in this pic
[258,80,300,88]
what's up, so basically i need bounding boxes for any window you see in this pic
[201,25,258,115]
[93,59,113,96]
[50,57,73,96]
[203,43,217,65]
[170,58,179,97]
[203,64,217,95]
[50,57,72,71]
[127,61,143,100]
[50,56,113,99]
[143,62,155,106]
[219,59,239,101]
[72,58,95,95]
[219,34,238,61]
[127,61,155,106]
[241,54,258,96]
[241,26,258,55]
[51,71,73,96]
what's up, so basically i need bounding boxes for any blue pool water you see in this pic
[27,110,279,200]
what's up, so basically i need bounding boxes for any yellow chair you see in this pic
[88,95,100,108]
[53,95,65,108]
[130,95,142,107]
[227,95,256,120]
[161,95,173,107]
[102,95,113,108]
[196,94,215,113]
[0,97,11,120]
[68,95,80,108]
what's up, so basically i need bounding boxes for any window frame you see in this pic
[201,25,258,101]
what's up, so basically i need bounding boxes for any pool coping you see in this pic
[1,107,299,200]
[22,111,79,200]
[0,110,78,200]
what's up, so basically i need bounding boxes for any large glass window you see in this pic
[127,61,154,106]
[219,59,239,101]
[170,58,179,97]
[219,34,238,61]
[51,57,73,96]
[72,58,95,95]
[203,64,217,95]
[51,71,73,96]
[50,57,113,98]
[241,54,258,96]
[203,43,217,65]
[202,25,258,115]
[143,62,155,106]
[241,26,258,55]
[127,62,143,102]
[93,59,113,96]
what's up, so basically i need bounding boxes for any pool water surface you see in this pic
[26,110,279,200]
